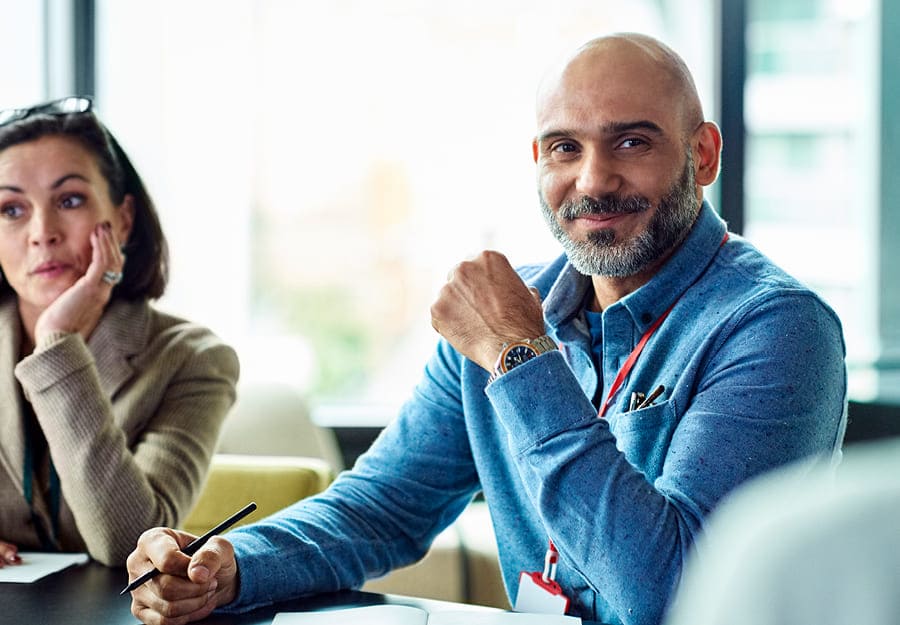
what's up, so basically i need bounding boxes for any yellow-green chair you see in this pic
[181,453,333,536]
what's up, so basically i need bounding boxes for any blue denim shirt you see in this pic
[224,202,847,625]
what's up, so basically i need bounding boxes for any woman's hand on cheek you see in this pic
[33,222,124,347]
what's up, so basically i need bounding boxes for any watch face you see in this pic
[502,344,538,372]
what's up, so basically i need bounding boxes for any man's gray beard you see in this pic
[540,154,699,277]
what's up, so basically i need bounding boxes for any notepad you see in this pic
[0,552,89,583]
[273,604,580,625]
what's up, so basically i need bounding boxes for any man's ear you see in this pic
[532,139,539,163]
[116,194,136,244]
[693,121,722,187]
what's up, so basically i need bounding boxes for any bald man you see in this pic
[126,34,847,625]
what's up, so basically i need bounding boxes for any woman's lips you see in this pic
[31,261,73,278]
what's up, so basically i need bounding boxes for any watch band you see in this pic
[525,334,557,355]
[487,334,557,385]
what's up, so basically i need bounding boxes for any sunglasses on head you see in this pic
[0,96,93,127]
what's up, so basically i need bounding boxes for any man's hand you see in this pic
[431,250,545,371]
[0,540,21,567]
[33,222,124,346]
[127,528,239,625]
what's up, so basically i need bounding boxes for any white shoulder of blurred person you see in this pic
[665,436,900,625]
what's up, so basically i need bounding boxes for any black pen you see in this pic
[119,501,257,595]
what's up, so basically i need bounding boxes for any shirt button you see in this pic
[641,312,653,324]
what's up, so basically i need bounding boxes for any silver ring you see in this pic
[101,270,123,285]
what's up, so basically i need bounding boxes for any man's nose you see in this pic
[575,149,622,198]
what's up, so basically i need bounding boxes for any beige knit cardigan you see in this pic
[0,294,238,565]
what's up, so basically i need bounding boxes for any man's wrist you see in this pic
[220,569,239,608]
[488,335,557,384]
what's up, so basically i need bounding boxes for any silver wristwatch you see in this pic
[488,335,557,384]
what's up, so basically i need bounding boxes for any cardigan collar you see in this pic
[85,297,152,397]
[0,294,151,490]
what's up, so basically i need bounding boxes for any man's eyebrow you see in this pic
[537,120,665,144]
[536,130,576,144]
[601,120,664,135]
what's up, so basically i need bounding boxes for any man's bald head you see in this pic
[537,33,704,139]
[532,33,723,281]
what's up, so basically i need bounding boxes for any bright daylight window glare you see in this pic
[743,0,878,398]
[0,3,45,109]
[95,0,715,423]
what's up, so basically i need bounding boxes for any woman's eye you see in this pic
[0,203,24,219]
[59,194,86,209]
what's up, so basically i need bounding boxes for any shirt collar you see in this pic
[620,200,727,330]
[543,200,727,331]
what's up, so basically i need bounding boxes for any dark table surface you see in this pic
[0,561,601,624]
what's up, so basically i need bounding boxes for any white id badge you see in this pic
[513,571,571,615]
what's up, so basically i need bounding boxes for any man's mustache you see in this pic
[558,195,652,220]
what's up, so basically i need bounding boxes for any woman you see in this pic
[0,97,239,566]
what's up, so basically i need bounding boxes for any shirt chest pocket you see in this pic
[608,399,678,481]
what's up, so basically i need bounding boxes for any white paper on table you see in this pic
[0,552,89,583]
[272,604,580,625]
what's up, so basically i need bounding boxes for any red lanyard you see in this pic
[597,232,729,418]
[597,301,675,417]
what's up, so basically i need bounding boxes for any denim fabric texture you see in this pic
[223,202,847,625]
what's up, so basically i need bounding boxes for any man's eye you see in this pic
[59,194,86,209]
[551,142,578,154]
[619,138,646,149]
[0,204,24,219]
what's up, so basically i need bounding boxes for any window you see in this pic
[0,1,46,109]
[744,0,879,397]
[95,0,716,422]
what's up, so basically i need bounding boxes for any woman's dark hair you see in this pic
[0,109,169,300]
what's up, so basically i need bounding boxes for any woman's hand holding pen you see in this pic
[127,527,239,625]
[0,540,22,568]
[33,221,124,347]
